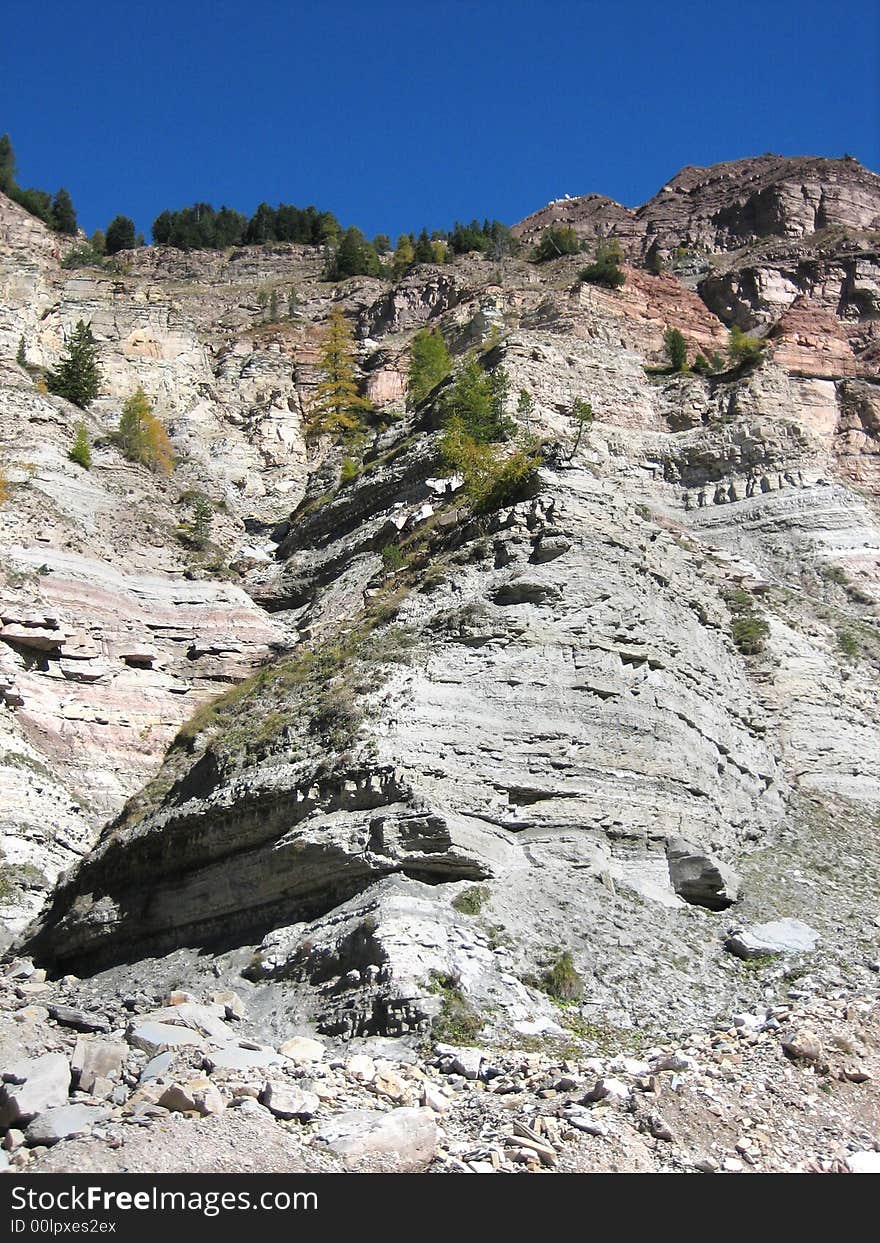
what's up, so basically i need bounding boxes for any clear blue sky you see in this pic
[2,0,878,242]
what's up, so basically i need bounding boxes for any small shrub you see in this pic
[820,564,848,586]
[731,614,770,654]
[429,973,484,1044]
[452,885,489,916]
[728,324,764,368]
[580,240,625,289]
[68,420,91,469]
[0,466,10,506]
[380,544,407,571]
[339,457,359,485]
[725,586,770,654]
[16,337,26,367]
[692,351,724,375]
[837,629,860,659]
[539,951,584,1002]
[61,244,104,270]
[532,225,581,263]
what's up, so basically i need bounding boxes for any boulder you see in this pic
[25,1104,109,1146]
[47,1004,111,1033]
[204,1046,284,1073]
[260,1082,320,1121]
[726,919,819,959]
[665,837,740,910]
[781,1029,824,1063]
[71,1038,127,1096]
[847,1151,880,1174]
[313,1107,438,1171]
[278,1036,326,1064]
[126,1021,205,1057]
[0,1052,71,1127]
[158,1079,225,1116]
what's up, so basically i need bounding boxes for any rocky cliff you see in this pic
[2,156,880,1173]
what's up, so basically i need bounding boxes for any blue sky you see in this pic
[2,0,877,242]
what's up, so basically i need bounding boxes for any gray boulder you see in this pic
[0,1052,71,1127]
[666,837,740,910]
[71,1038,127,1096]
[25,1104,109,1146]
[260,1082,319,1120]
[726,918,819,959]
[313,1107,438,1170]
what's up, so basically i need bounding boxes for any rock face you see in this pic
[3,154,880,1058]
[513,155,880,260]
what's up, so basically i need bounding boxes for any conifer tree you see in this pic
[413,229,434,264]
[47,320,101,409]
[105,215,136,255]
[664,327,688,372]
[0,133,15,194]
[52,188,77,235]
[116,387,175,474]
[439,354,512,443]
[307,307,372,438]
[407,328,452,409]
[16,337,26,367]
[392,234,415,278]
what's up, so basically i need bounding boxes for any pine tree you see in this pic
[16,337,26,367]
[327,227,380,279]
[307,307,373,439]
[413,229,434,264]
[439,354,512,443]
[392,234,415,278]
[105,215,136,255]
[69,420,92,469]
[516,389,535,431]
[566,397,594,461]
[269,289,279,322]
[407,328,452,408]
[116,387,174,474]
[0,133,15,193]
[191,495,213,548]
[52,188,77,235]
[664,327,688,372]
[47,321,101,409]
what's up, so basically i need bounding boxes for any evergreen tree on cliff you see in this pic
[307,307,373,438]
[105,215,136,255]
[52,188,77,235]
[407,328,451,408]
[47,321,101,409]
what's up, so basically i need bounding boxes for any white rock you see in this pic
[260,1082,320,1120]
[846,1151,880,1174]
[0,1053,71,1126]
[279,1036,326,1064]
[313,1107,437,1171]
